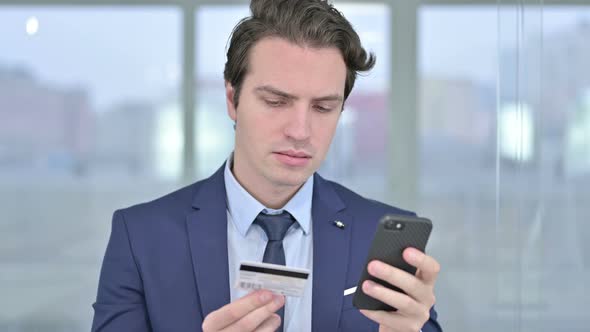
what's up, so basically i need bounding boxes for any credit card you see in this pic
[235,261,310,297]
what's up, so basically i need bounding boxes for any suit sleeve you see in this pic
[91,210,152,332]
[422,306,443,332]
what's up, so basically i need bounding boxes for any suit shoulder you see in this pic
[115,177,207,223]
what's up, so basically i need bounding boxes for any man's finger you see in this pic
[361,280,423,317]
[202,290,274,331]
[367,260,421,298]
[250,314,282,332]
[359,309,418,331]
[366,259,438,306]
[224,295,284,332]
[403,248,441,285]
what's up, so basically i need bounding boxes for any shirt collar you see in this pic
[224,153,313,237]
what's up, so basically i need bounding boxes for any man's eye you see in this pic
[265,100,284,107]
[314,105,332,113]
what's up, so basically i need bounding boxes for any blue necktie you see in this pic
[254,211,295,332]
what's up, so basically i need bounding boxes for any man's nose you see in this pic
[284,105,312,142]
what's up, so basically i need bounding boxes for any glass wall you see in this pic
[0,7,181,331]
[419,5,590,331]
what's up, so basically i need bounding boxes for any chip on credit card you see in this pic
[235,261,310,297]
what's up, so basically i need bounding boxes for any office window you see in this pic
[419,6,590,331]
[0,7,181,331]
[2,2,588,331]
[195,5,247,178]
[419,10,498,330]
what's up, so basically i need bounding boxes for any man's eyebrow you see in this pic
[254,85,298,100]
[312,94,343,103]
[254,85,343,103]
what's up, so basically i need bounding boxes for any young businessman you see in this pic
[92,1,442,331]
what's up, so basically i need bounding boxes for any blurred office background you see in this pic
[0,0,589,331]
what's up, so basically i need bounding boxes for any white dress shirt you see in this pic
[224,156,314,331]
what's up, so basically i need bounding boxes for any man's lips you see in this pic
[273,150,312,167]
[275,150,311,158]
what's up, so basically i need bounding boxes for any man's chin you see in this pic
[270,170,312,188]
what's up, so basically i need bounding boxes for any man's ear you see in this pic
[225,81,237,121]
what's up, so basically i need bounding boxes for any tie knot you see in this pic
[254,211,295,241]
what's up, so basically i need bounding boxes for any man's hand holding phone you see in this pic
[359,247,440,332]
[201,290,285,332]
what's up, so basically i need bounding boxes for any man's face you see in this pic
[226,37,346,190]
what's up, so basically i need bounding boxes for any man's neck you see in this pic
[231,161,302,210]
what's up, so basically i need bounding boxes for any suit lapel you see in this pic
[311,174,352,331]
[186,165,231,318]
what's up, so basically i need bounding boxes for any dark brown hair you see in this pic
[223,0,376,108]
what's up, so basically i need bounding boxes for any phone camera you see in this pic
[384,220,404,231]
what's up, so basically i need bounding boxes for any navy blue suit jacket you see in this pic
[92,164,442,331]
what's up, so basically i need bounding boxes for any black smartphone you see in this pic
[352,214,432,311]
